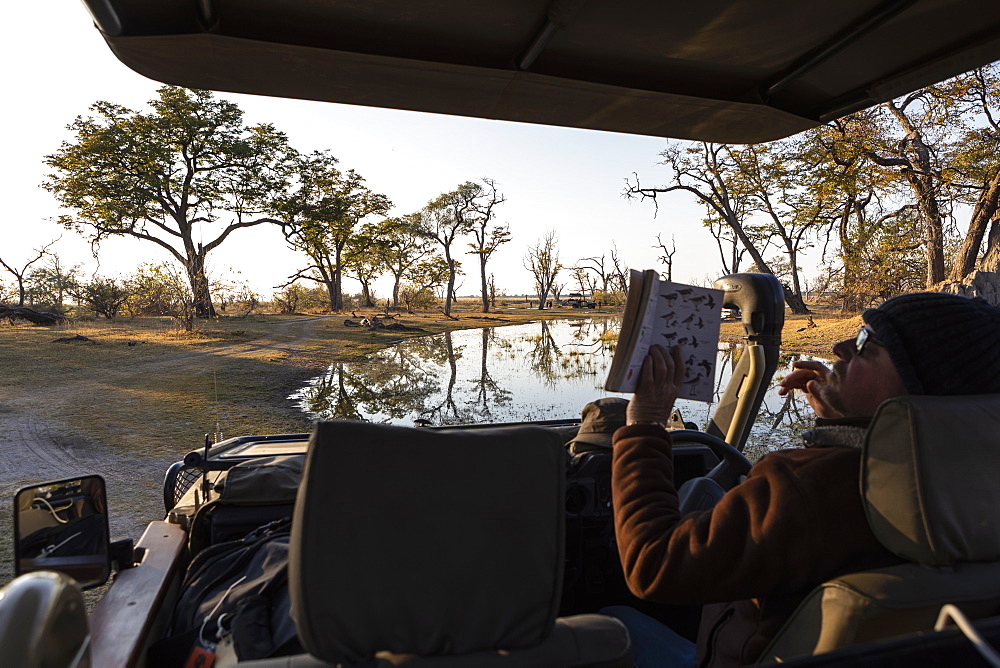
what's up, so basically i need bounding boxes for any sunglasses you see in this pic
[855,326,881,355]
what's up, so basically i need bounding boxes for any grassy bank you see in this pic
[721,305,861,358]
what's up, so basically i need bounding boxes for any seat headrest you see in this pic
[862,395,1000,566]
[289,421,567,664]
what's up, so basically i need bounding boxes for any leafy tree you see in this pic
[524,230,562,309]
[44,86,293,317]
[342,226,388,308]
[71,276,135,319]
[465,178,509,312]
[124,262,185,316]
[25,253,80,311]
[939,66,1000,279]
[859,92,957,287]
[272,283,328,314]
[367,214,433,309]
[628,143,767,270]
[278,152,391,311]
[0,239,58,307]
[417,183,481,316]
[627,143,797,304]
[728,141,847,313]
[399,256,451,311]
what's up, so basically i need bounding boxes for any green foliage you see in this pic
[0,278,13,305]
[593,289,627,306]
[365,214,433,308]
[43,86,295,317]
[272,283,328,314]
[24,255,80,311]
[125,263,187,316]
[71,277,136,319]
[277,151,391,311]
[417,181,488,315]
[399,255,451,310]
[399,285,438,310]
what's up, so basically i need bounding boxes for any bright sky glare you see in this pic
[3,4,743,299]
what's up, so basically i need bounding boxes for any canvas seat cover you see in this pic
[283,421,630,667]
[760,395,1000,663]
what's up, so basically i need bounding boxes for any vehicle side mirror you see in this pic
[14,475,111,589]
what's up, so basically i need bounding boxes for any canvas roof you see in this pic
[82,0,1000,143]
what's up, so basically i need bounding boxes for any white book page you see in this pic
[650,281,723,402]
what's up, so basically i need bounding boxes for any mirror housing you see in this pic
[14,476,111,590]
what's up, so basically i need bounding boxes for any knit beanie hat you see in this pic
[862,292,1000,396]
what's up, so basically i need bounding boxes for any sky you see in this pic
[3,4,739,300]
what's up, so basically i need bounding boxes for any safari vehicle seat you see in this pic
[231,421,631,667]
[759,394,1000,664]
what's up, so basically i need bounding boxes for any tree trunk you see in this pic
[479,255,489,313]
[391,274,402,309]
[782,284,810,315]
[911,176,946,286]
[980,219,1000,273]
[950,171,1000,280]
[785,248,811,315]
[332,247,344,312]
[885,104,945,286]
[186,254,216,318]
[359,279,374,307]
[443,249,456,316]
[324,281,337,311]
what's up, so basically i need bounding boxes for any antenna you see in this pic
[213,365,223,443]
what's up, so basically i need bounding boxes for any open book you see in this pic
[605,270,724,402]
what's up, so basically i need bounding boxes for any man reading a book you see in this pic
[605,292,1000,667]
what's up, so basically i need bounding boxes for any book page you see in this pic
[609,277,723,401]
[651,281,723,402]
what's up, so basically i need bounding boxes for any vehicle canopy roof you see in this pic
[83,0,1000,143]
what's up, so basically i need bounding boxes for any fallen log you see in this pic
[53,334,93,344]
[344,314,422,331]
[0,306,68,326]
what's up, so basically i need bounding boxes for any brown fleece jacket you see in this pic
[611,424,902,666]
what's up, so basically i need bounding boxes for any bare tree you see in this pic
[628,143,808,312]
[524,230,562,310]
[570,265,596,297]
[0,239,59,307]
[578,254,611,293]
[466,178,510,312]
[654,234,677,281]
[608,245,630,294]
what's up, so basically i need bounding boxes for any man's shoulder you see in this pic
[752,444,862,476]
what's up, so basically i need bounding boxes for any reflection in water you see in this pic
[292,318,826,456]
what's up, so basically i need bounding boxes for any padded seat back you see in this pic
[761,395,1000,663]
[289,421,629,667]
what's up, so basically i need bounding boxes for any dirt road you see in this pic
[0,315,334,586]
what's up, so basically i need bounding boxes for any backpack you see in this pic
[149,518,302,665]
[187,454,304,556]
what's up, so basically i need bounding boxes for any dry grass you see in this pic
[720,305,862,359]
